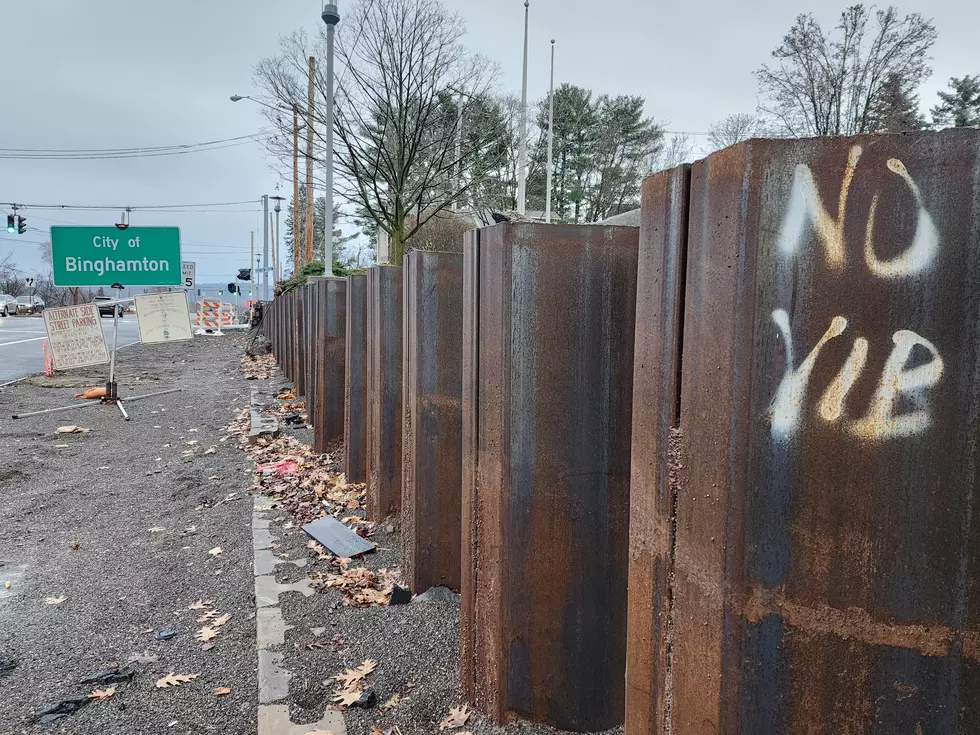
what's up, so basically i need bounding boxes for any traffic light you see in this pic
[227,283,238,294]
[237,268,252,281]
[5,215,14,234]
[218,289,224,296]
[16,216,26,235]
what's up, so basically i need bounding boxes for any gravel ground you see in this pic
[250,378,625,735]
[0,337,258,735]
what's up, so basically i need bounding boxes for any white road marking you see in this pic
[0,337,47,347]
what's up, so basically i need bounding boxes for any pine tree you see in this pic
[283,194,360,275]
[869,73,927,132]
[931,76,980,129]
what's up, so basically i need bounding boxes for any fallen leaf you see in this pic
[189,428,199,433]
[188,600,212,610]
[88,686,117,701]
[439,704,471,730]
[208,547,223,556]
[195,626,220,642]
[204,447,217,455]
[56,425,91,434]
[212,613,231,627]
[3,581,10,589]
[155,673,199,689]
[380,692,400,710]
[331,687,363,707]
[186,440,199,446]
[43,596,67,605]
[333,659,377,688]
[214,687,232,696]
[148,527,166,533]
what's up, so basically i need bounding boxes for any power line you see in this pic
[0,134,266,161]
[1,200,260,211]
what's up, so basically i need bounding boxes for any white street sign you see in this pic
[181,261,196,290]
[134,292,194,344]
[42,303,110,370]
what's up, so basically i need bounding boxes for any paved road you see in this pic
[0,314,142,385]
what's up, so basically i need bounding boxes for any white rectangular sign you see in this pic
[42,303,110,370]
[181,261,196,290]
[134,292,193,344]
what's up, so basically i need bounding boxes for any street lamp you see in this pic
[322,4,340,274]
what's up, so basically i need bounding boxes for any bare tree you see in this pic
[0,253,26,296]
[647,134,695,174]
[756,5,937,136]
[708,113,762,150]
[255,0,497,265]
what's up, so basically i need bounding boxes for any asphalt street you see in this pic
[0,314,142,386]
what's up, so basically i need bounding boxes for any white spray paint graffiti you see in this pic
[770,146,944,442]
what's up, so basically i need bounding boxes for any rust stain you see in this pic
[742,584,977,659]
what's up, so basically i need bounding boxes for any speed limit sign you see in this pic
[181,261,196,290]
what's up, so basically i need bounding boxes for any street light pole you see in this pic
[517,0,530,216]
[271,196,284,287]
[322,3,340,275]
[262,194,270,300]
[546,39,555,224]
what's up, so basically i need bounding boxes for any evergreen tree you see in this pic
[931,75,980,128]
[283,194,360,275]
[869,73,927,132]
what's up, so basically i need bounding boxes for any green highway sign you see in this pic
[50,226,182,287]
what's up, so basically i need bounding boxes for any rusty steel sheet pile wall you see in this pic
[345,274,369,483]
[461,223,638,731]
[311,277,348,453]
[625,163,691,735]
[402,251,464,593]
[366,266,404,521]
[627,129,980,734]
[304,284,317,425]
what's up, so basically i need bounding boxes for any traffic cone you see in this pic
[43,339,54,376]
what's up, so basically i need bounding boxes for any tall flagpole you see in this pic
[516,0,529,215]
[545,39,555,223]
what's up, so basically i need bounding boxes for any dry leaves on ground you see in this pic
[311,563,399,607]
[43,596,67,605]
[156,673,199,689]
[330,658,378,709]
[439,704,471,730]
[88,687,116,701]
[208,547,223,556]
[188,600,212,610]
[214,687,232,696]
[195,626,219,642]
[380,692,400,711]
[242,353,277,380]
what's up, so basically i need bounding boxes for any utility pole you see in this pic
[249,231,255,299]
[517,0,530,215]
[323,3,340,275]
[292,104,300,276]
[262,194,270,300]
[305,56,316,266]
[270,212,276,291]
[546,39,556,224]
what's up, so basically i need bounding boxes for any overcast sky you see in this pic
[2,0,975,283]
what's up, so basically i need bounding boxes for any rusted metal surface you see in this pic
[295,288,306,397]
[402,251,464,593]
[365,265,404,521]
[625,164,690,735]
[312,277,347,452]
[652,130,980,734]
[304,284,317,426]
[345,274,369,483]
[461,223,638,731]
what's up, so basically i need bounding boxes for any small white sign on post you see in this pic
[134,292,194,344]
[181,261,196,290]
[42,303,110,370]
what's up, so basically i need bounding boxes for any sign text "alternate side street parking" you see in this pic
[50,226,182,287]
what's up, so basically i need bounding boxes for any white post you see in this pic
[262,194,270,300]
[546,39,555,224]
[516,0,530,215]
